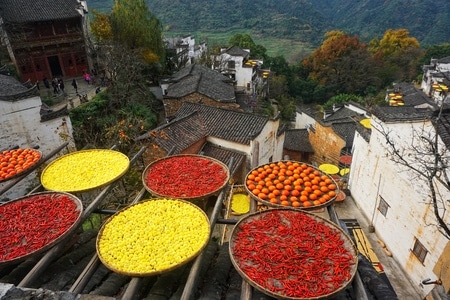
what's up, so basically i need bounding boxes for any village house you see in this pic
[0,67,76,201]
[294,102,370,167]
[282,128,314,162]
[136,101,285,182]
[421,56,450,105]
[213,45,268,97]
[0,0,91,83]
[164,35,207,70]
[348,81,450,298]
[160,63,239,118]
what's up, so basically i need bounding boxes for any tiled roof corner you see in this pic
[372,106,432,122]
[284,129,314,152]
[174,102,269,145]
[0,0,83,22]
[223,45,250,57]
[171,63,231,83]
[331,122,357,148]
[200,142,245,175]
[135,111,207,154]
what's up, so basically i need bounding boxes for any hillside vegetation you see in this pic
[86,0,450,60]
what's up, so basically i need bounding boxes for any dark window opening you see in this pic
[412,238,427,263]
[377,196,389,217]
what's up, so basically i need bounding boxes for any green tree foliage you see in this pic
[90,0,165,67]
[110,0,165,63]
[369,29,423,83]
[70,91,158,152]
[417,43,450,73]
[229,33,267,58]
[322,94,363,109]
[75,0,164,151]
[304,30,378,98]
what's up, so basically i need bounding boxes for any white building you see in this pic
[349,82,450,298]
[421,56,450,106]
[213,45,265,95]
[0,72,75,200]
[164,35,206,69]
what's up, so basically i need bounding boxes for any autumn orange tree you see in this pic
[304,30,379,99]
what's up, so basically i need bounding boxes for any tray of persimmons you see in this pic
[244,161,340,210]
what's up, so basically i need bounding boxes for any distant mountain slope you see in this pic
[138,0,332,45]
[85,0,450,47]
[311,0,450,45]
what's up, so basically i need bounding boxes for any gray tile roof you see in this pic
[0,0,83,23]
[166,73,235,102]
[372,106,432,122]
[223,45,250,57]
[0,74,27,96]
[374,82,437,122]
[171,63,232,83]
[435,109,450,149]
[323,106,362,124]
[135,111,207,154]
[388,82,436,107]
[283,129,314,152]
[200,142,246,176]
[331,122,357,148]
[174,102,269,145]
[438,56,450,64]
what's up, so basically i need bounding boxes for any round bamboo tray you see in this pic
[229,208,358,299]
[96,198,210,276]
[0,191,83,266]
[244,161,340,211]
[142,154,230,202]
[40,149,130,193]
[230,185,250,215]
[0,149,42,183]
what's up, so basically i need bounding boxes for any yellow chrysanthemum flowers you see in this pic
[97,199,210,276]
[231,193,250,215]
[41,149,129,192]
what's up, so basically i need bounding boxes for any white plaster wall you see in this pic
[349,117,450,297]
[0,96,76,200]
[437,62,450,73]
[254,119,282,166]
[206,136,250,155]
[294,111,315,129]
[235,65,252,89]
[206,119,282,171]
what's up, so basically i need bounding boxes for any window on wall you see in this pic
[412,238,427,263]
[377,196,389,217]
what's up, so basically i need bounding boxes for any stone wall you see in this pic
[309,122,345,166]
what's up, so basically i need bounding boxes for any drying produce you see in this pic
[0,192,83,264]
[143,154,229,199]
[97,198,210,276]
[231,193,250,215]
[41,149,130,192]
[0,148,41,182]
[230,209,357,299]
[245,161,338,209]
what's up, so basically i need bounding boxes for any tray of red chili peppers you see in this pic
[142,154,230,201]
[229,209,358,299]
[0,191,83,266]
[244,161,340,210]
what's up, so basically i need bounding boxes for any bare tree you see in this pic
[379,105,450,239]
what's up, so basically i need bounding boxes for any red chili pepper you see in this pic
[0,193,81,262]
[231,210,356,298]
[144,156,228,198]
